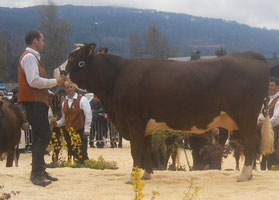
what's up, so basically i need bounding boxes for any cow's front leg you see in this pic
[142,135,152,180]
[126,128,145,184]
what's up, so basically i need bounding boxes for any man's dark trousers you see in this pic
[23,101,51,175]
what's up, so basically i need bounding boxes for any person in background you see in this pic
[260,77,279,170]
[18,29,65,187]
[53,81,92,163]
[10,87,18,104]
[90,95,108,148]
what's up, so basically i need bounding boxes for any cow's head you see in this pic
[65,43,96,76]
[52,43,96,90]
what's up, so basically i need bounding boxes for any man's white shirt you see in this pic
[57,93,92,132]
[21,47,57,89]
[269,91,279,127]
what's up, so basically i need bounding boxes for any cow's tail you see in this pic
[260,98,274,155]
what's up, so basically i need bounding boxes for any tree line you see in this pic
[0,1,226,83]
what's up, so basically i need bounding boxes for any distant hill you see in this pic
[1,5,279,58]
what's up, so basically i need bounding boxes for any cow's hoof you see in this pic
[141,171,151,180]
[237,165,253,182]
[237,174,253,182]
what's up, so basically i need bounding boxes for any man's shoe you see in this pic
[44,172,58,181]
[30,173,51,187]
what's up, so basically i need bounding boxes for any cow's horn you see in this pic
[74,43,85,48]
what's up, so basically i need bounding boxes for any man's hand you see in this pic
[56,76,66,86]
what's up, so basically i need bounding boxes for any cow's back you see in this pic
[111,51,269,132]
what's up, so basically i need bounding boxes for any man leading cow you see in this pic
[18,29,66,187]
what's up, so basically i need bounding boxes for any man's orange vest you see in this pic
[18,50,49,106]
[63,95,85,131]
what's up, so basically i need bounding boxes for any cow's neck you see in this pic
[90,55,121,95]
[87,55,124,117]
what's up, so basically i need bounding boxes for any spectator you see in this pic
[260,77,279,170]
[90,95,108,148]
[10,87,19,104]
[53,81,92,163]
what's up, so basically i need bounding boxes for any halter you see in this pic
[58,60,87,76]
[59,46,104,76]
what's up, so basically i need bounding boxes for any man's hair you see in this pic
[25,29,41,45]
[270,76,279,85]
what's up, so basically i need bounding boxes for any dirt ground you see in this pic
[1,139,279,200]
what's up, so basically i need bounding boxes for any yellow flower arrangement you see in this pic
[49,126,83,165]
[132,167,145,200]
[68,127,82,163]
[183,179,200,200]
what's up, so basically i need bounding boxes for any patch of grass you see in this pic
[46,156,118,170]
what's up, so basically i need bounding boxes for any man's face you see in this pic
[34,33,45,53]
[268,81,279,96]
[64,82,75,96]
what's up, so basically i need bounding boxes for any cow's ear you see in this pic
[87,43,96,57]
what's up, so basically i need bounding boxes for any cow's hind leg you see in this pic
[237,125,259,182]
[6,149,14,167]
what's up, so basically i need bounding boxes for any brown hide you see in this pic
[65,44,269,179]
[0,100,22,153]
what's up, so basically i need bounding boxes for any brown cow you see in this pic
[0,99,23,167]
[56,43,273,182]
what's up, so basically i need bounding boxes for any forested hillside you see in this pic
[1,5,279,81]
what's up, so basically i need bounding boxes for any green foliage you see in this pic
[151,130,185,170]
[151,130,169,152]
[152,130,185,151]
[45,156,118,170]
[82,156,118,170]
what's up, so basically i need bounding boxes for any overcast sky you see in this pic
[1,0,279,30]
